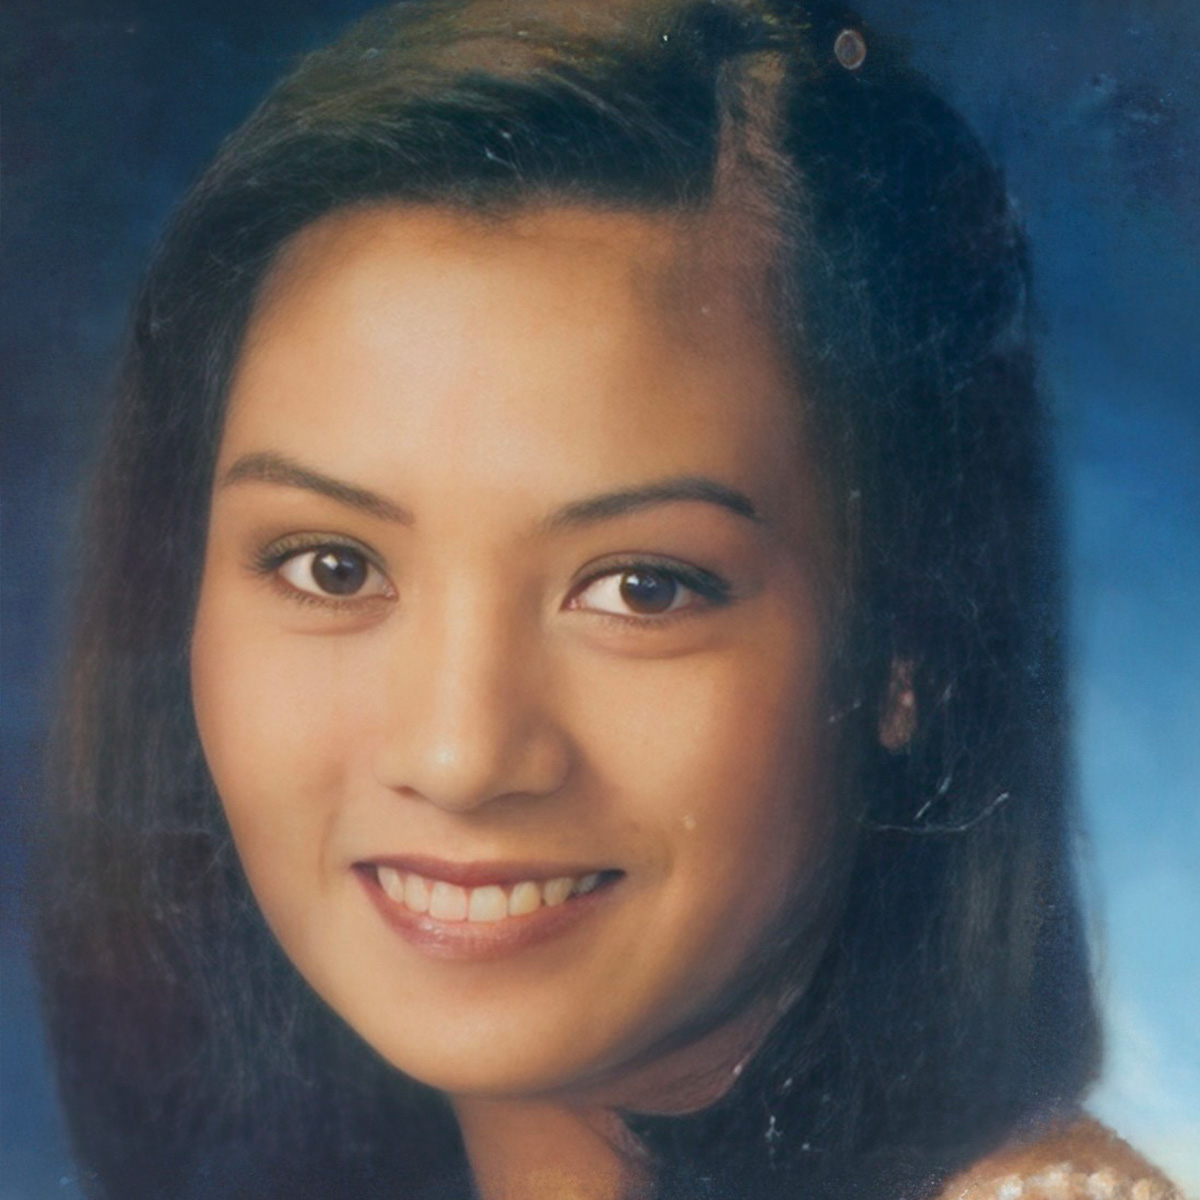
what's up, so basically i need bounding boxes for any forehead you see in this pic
[252,203,779,353]
[226,204,814,537]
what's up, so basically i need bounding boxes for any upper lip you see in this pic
[357,855,618,889]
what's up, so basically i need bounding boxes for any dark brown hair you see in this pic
[35,2,1098,1197]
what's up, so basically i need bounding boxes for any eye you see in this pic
[569,561,730,619]
[269,542,393,602]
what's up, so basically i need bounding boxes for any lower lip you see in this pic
[355,866,621,961]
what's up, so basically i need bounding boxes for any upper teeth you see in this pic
[375,867,606,922]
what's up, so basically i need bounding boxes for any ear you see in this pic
[878,658,917,751]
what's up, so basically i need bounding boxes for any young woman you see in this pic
[33,1,1181,1197]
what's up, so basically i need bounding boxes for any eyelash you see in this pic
[253,535,393,611]
[253,539,733,623]
[567,556,733,625]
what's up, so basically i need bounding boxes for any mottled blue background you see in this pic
[3,1,1197,1195]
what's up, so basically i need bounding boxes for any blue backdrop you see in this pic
[3,1,1196,1194]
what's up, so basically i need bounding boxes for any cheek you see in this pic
[558,643,835,1057]
[189,595,368,884]
[574,624,831,915]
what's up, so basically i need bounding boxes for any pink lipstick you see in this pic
[355,859,623,960]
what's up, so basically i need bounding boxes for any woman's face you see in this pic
[191,205,845,1107]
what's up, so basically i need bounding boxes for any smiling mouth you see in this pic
[381,866,614,922]
[371,864,619,923]
[357,861,624,959]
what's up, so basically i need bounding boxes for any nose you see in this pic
[371,591,573,813]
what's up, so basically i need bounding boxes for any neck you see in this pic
[452,1097,653,1200]
[450,988,793,1199]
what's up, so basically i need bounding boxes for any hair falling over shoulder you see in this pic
[35,1,1099,1197]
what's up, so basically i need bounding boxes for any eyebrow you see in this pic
[220,452,413,524]
[220,451,761,531]
[539,477,761,532]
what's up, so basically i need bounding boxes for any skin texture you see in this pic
[191,205,849,1194]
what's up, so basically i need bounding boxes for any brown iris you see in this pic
[618,569,679,614]
[311,547,368,595]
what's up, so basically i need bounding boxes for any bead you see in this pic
[834,28,867,70]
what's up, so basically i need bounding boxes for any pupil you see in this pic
[619,570,677,614]
[312,549,367,595]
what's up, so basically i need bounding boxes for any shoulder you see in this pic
[935,1117,1187,1200]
